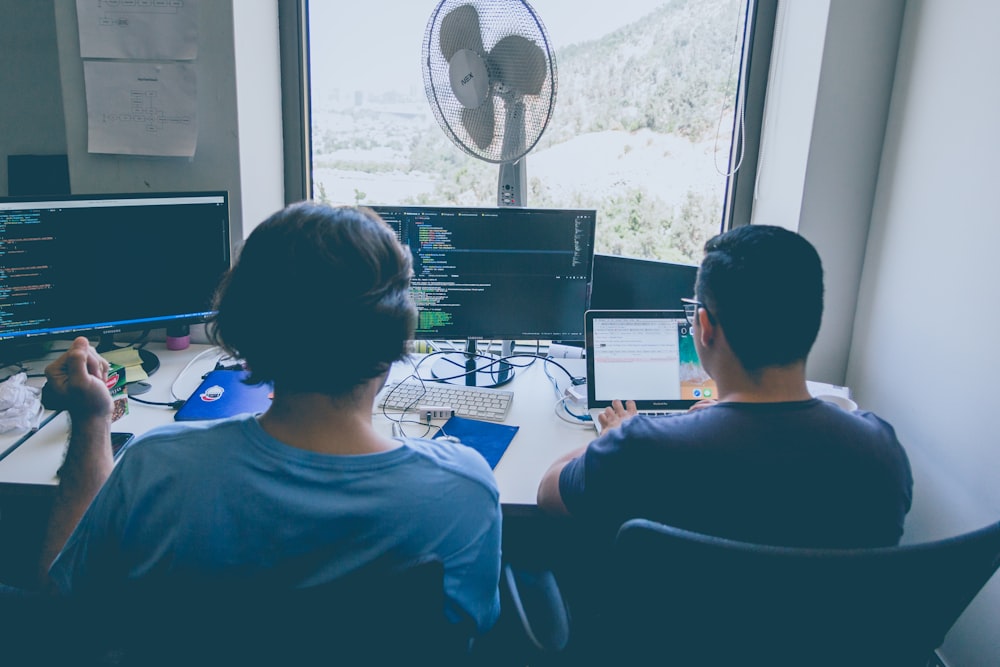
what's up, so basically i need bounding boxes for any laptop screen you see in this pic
[585,310,717,411]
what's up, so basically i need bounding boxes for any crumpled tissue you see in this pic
[0,373,43,433]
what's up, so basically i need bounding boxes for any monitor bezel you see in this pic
[0,190,231,350]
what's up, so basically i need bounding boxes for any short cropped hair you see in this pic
[208,202,416,396]
[695,225,823,374]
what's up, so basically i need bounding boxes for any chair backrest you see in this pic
[609,518,1000,667]
[96,556,468,666]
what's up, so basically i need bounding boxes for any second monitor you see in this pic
[589,253,698,312]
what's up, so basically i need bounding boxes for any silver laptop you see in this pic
[585,310,718,434]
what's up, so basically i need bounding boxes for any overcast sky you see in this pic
[309,0,666,95]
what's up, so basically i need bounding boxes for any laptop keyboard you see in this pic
[378,381,514,422]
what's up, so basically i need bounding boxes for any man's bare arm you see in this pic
[537,445,586,515]
[38,338,114,589]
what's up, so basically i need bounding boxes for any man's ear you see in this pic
[698,308,716,347]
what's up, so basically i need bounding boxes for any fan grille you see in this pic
[423,0,557,164]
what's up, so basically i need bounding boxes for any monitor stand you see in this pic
[430,339,515,388]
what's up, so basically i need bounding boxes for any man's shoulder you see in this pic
[403,438,499,493]
[611,400,867,445]
[119,416,254,466]
[137,414,251,442]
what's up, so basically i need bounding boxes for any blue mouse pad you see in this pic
[434,415,519,469]
[174,370,274,421]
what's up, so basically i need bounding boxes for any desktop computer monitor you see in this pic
[370,205,597,385]
[0,192,231,369]
[589,253,698,311]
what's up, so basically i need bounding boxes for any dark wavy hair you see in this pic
[695,225,824,375]
[207,202,416,396]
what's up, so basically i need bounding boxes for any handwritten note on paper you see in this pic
[84,61,198,157]
[76,0,199,60]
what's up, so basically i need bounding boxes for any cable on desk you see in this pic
[169,346,225,402]
[414,347,560,386]
[0,410,61,463]
[539,356,586,385]
[552,396,593,426]
[381,411,434,440]
[541,357,586,392]
[412,340,547,385]
[128,395,187,409]
[381,346,590,432]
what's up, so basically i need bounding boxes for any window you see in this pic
[296,0,773,266]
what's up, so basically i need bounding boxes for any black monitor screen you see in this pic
[0,192,230,346]
[371,205,596,341]
[589,253,698,311]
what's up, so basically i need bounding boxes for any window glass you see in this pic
[308,0,750,264]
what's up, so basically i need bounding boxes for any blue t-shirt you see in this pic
[51,415,502,632]
[560,399,912,548]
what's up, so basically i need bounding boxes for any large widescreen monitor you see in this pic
[0,192,231,365]
[371,205,596,385]
[372,205,596,340]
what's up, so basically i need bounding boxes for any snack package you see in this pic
[106,362,129,422]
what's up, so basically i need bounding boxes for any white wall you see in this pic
[232,0,285,236]
[847,1,1000,664]
[51,0,246,249]
[751,1,829,232]
[752,0,905,386]
[0,0,67,196]
[755,0,1000,663]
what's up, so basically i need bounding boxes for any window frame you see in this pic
[278,0,777,232]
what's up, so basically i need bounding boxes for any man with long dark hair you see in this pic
[40,202,502,633]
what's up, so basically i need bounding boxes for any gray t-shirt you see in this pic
[560,399,912,548]
[51,414,501,632]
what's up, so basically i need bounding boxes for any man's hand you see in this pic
[42,337,113,420]
[688,398,719,412]
[597,399,638,433]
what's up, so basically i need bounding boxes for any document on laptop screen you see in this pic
[591,316,682,402]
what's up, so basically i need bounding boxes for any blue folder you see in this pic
[174,369,274,421]
[433,415,519,469]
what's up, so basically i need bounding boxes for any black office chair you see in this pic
[606,518,1000,666]
[2,557,472,667]
[503,519,1000,667]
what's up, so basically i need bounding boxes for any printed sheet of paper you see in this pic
[84,61,198,157]
[76,0,199,60]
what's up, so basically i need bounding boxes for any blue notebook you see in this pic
[174,369,274,421]
[434,415,519,469]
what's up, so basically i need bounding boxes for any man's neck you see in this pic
[714,362,812,404]
[258,385,399,455]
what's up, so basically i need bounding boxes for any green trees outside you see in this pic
[310,0,741,264]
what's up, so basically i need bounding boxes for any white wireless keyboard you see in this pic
[378,380,514,422]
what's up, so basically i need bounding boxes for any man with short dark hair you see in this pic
[39,202,502,633]
[538,225,912,548]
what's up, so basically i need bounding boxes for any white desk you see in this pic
[0,343,595,511]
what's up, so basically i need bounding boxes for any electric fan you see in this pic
[422,0,557,207]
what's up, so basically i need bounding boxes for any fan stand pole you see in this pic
[493,157,525,385]
[498,159,526,207]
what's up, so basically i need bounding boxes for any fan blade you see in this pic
[461,96,495,152]
[487,34,547,96]
[440,4,485,61]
